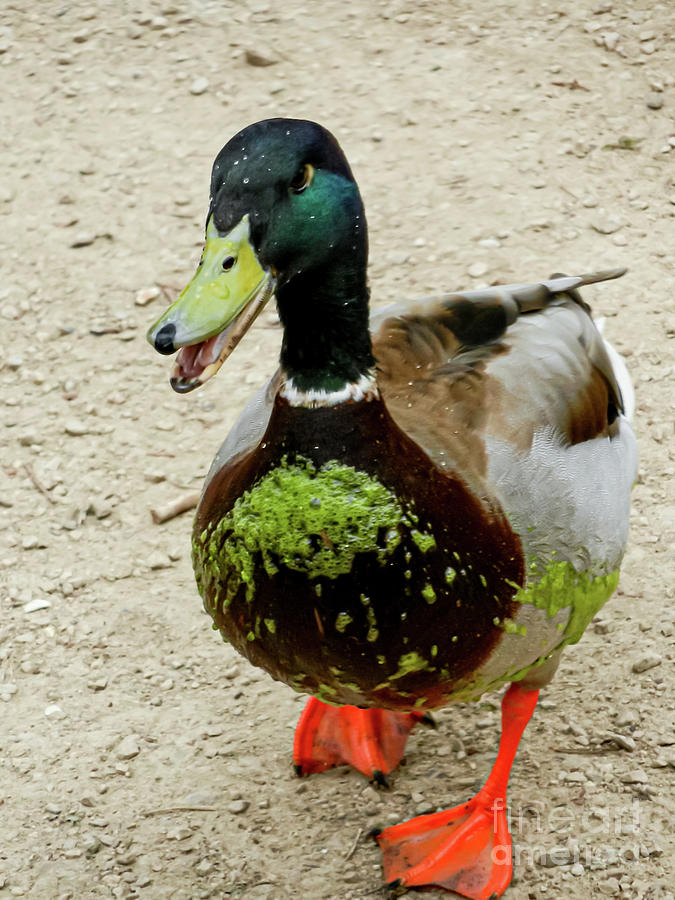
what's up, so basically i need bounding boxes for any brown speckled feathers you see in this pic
[373,274,625,494]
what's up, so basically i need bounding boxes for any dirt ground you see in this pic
[1,1,674,898]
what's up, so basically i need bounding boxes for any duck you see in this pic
[147,118,637,899]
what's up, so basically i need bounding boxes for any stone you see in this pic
[116,735,140,760]
[604,731,636,752]
[0,683,18,701]
[70,232,97,248]
[631,653,661,673]
[148,551,172,570]
[64,419,89,436]
[619,768,648,784]
[467,261,488,278]
[167,826,192,841]
[244,48,278,67]
[227,799,249,814]
[646,93,664,110]
[590,214,622,235]
[135,287,160,306]
[189,77,209,96]
[23,598,51,613]
[195,859,213,877]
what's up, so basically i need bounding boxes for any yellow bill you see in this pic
[147,214,275,393]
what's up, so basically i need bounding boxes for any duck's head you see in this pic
[147,118,368,393]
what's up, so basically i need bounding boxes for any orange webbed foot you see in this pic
[373,683,540,897]
[374,791,512,899]
[293,697,432,784]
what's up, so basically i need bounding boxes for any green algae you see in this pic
[389,650,432,681]
[421,583,436,604]
[365,606,379,642]
[411,529,436,553]
[335,611,353,633]
[315,683,338,704]
[195,456,436,606]
[502,618,528,636]
[514,561,619,646]
[375,650,431,690]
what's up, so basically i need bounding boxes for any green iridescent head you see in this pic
[147,119,369,392]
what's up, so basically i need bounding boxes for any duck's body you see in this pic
[148,119,636,899]
[192,280,634,710]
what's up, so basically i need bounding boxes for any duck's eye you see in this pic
[289,163,314,194]
[222,256,236,271]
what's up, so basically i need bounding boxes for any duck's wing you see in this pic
[374,269,627,474]
[374,268,637,572]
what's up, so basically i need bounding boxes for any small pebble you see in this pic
[600,877,621,895]
[19,660,40,674]
[23,598,51,613]
[244,48,278,67]
[148,551,172,570]
[631,653,661,673]
[619,768,648,784]
[571,863,585,876]
[646,93,664,110]
[189,77,209,95]
[64,419,89,436]
[0,683,17,701]
[227,799,249,814]
[603,32,619,51]
[604,731,636,752]
[116,735,140,760]
[467,261,488,278]
[591,214,622,235]
[135,287,160,306]
[70,232,97,248]
[195,859,213,877]
[615,708,639,727]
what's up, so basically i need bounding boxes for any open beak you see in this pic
[146,214,275,393]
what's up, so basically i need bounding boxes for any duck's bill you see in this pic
[146,215,276,394]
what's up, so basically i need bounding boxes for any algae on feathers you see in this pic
[196,457,434,606]
[514,560,619,646]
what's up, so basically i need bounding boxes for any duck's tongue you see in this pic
[174,332,225,380]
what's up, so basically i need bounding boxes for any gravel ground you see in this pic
[1,2,674,898]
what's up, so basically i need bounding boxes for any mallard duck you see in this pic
[147,119,636,899]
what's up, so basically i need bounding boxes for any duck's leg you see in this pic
[373,683,539,899]
[293,697,432,786]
